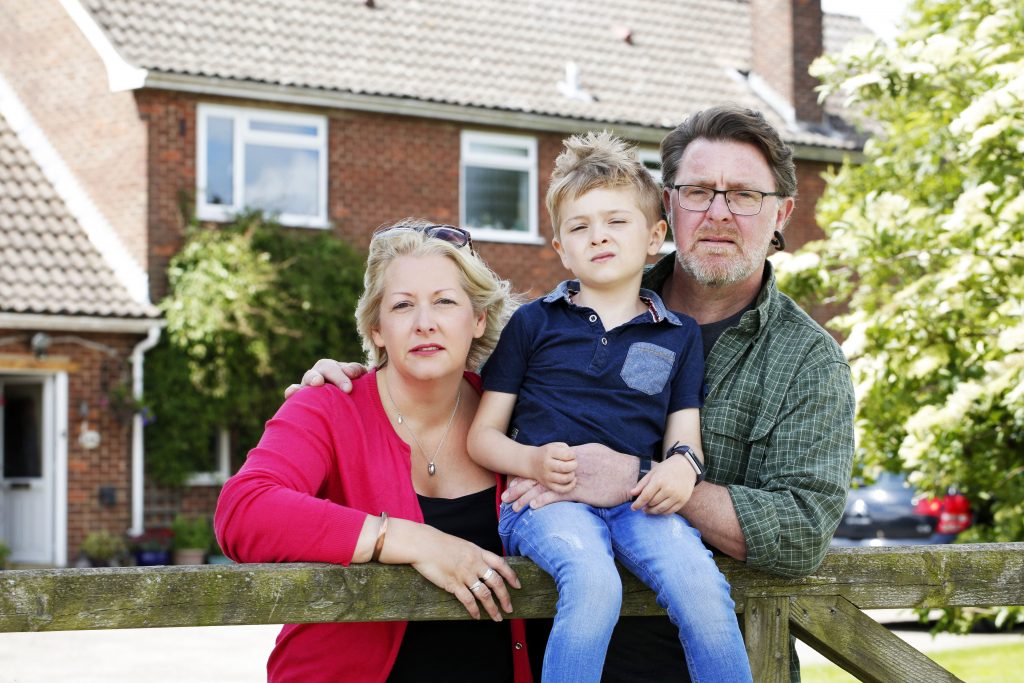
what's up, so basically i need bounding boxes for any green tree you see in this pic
[145,212,366,485]
[775,0,1022,550]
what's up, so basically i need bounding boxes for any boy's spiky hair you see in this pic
[545,130,663,237]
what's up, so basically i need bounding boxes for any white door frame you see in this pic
[0,370,68,566]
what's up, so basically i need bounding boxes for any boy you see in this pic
[468,131,752,683]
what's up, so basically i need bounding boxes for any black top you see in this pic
[387,486,514,683]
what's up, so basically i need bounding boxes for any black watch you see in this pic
[667,442,706,485]
[636,455,653,483]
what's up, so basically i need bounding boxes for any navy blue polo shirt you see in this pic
[481,280,704,460]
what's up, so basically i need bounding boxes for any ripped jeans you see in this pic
[499,501,752,683]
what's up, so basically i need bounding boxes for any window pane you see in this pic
[465,166,529,232]
[205,117,235,206]
[468,141,529,158]
[3,384,42,478]
[244,144,320,217]
[249,120,319,137]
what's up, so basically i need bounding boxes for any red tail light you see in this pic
[937,493,972,535]
[913,497,943,517]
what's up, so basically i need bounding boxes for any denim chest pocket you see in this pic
[620,342,676,395]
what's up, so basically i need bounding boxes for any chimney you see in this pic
[750,0,824,125]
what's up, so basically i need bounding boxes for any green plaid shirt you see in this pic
[644,255,855,681]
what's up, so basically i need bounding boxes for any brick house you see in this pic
[0,0,870,565]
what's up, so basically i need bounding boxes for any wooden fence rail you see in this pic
[2,543,1022,682]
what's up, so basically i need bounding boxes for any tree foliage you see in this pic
[145,212,366,485]
[774,0,1023,550]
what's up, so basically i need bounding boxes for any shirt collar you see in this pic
[541,279,682,326]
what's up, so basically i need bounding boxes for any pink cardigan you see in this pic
[215,370,531,683]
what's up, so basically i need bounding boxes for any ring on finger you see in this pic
[469,580,485,593]
[480,568,495,582]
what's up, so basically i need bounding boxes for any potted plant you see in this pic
[171,515,213,565]
[128,528,174,566]
[81,530,127,567]
[0,540,11,569]
[207,537,233,565]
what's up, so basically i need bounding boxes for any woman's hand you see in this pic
[284,359,367,398]
[410,526,520,622]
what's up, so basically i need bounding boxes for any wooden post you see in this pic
[743,596,790,682]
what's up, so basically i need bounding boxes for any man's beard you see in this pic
[675,229,770,288]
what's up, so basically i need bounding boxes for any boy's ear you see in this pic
[648,219,668,256]
[551,236,572,271]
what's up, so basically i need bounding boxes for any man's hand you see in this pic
[531,442,576,493]
[284,360,368,398]
[629,455,697,515]
[502,442,636,511]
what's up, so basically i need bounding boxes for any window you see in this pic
[197,104,328,228]
[186,427,231,486]
[460,132,540,243]
[638,148,675,253]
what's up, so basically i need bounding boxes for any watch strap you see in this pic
[637,454,653,483]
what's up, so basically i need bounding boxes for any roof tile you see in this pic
[0,112,159,319]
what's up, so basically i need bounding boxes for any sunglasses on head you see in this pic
[372,224,475,254]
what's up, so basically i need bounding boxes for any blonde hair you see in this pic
[355,218,513,370]
[545,130,663,237]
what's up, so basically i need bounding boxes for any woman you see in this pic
[215,219,531,682]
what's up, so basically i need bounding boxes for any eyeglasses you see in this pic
[372,224,475,254]
[670,185,785,216]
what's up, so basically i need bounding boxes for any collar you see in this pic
[541,279,682,325]
[642,254,779,334]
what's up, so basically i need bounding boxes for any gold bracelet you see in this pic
[370,511,389,563]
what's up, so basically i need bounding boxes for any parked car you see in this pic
[831,472,973,547]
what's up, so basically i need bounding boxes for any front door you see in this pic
[0,376,54,564]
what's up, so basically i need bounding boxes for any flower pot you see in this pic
[173,548,206,565]
[135,550,172,566]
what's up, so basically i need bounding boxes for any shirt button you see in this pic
[601,337,608,345]
[514,642,524,650]
[589,314,597,323]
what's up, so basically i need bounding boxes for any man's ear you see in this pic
[775,196,795,231]
[648,219,668,256]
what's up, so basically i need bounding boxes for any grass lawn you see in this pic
[801,641,1024,683]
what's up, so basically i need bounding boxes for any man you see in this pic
[291,106,855,682]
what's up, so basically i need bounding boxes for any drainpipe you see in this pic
[129,324,162,535]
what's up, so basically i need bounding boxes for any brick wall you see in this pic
[0,329,142,562]
[750,0,824,124]
[0,0,149,269]
[139,89,834,302]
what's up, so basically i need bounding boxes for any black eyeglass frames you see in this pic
[670,185,785,216]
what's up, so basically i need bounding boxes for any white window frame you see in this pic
[187,427,231,487]
[196,104,329,229]
[638,148,676,254]
[459,131,541,244]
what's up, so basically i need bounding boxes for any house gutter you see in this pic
[129,324,162,536]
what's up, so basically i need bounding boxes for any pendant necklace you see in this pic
[381,369,461,476]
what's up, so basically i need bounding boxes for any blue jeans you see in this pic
[499,501,752,683]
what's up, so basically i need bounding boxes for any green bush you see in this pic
[0,541,10,568]
[171,515,215,551]
[145,211,367,485]
[81,530,127,561]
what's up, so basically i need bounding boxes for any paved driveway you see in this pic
[0,617,1021,681]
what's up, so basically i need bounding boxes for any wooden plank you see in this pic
[790,595,963,683]
[743,597,789,683]
[1,543,1022,633]
[725,543,1024,609]
[0,353,79,372]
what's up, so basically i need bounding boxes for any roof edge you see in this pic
[61,0,148,92]
[0,72,152,305]
[0,313,163,334]
[143,72,855,161]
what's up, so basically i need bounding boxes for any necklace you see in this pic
[381,369,461,476]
